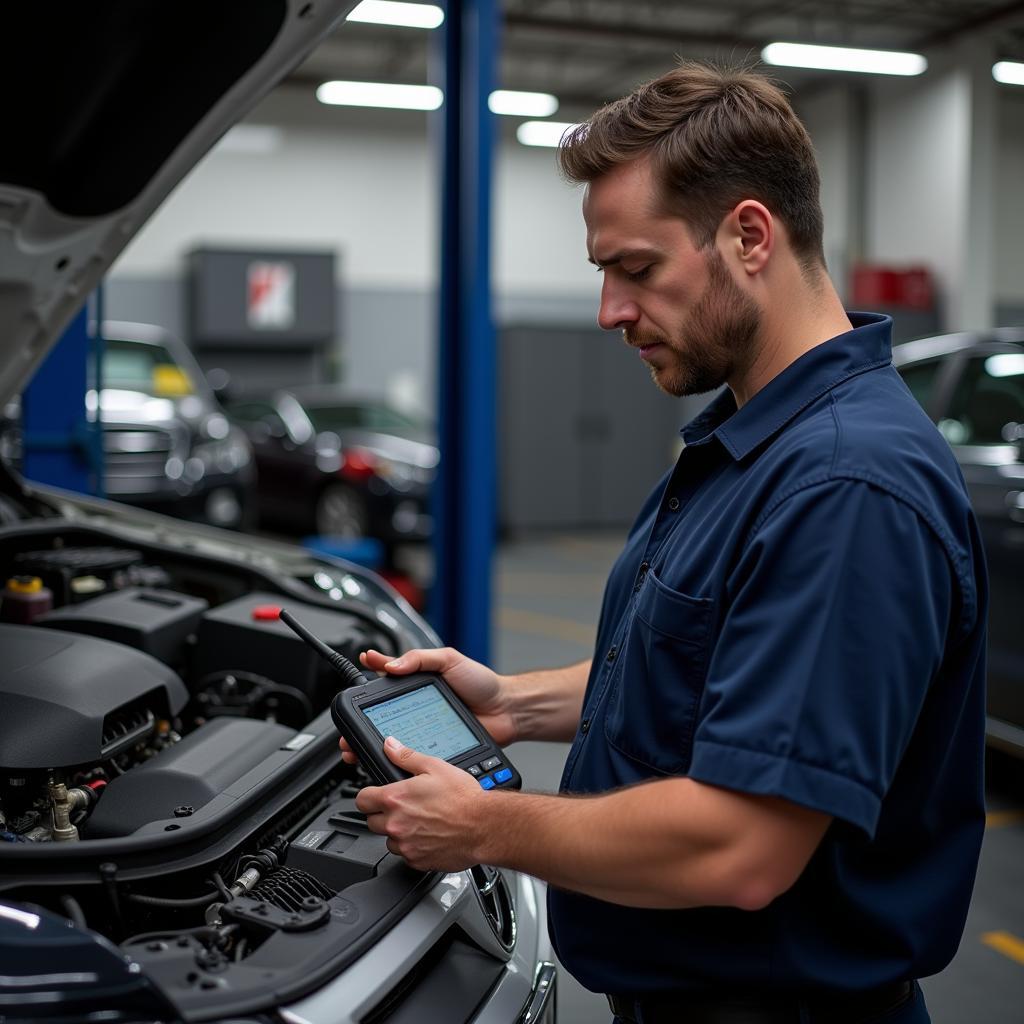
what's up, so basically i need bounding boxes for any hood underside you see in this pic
[0,0,357,409]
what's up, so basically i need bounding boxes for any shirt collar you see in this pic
[680,312,893,461]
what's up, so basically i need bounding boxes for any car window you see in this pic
[897,358,944,416]
[228,400,278,423]
[306,403,428,438]
[104,339,193,396]
[938,352,1024,446]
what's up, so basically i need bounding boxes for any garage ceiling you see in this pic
[283,0,1024,117]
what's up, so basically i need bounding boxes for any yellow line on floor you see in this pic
[497,607,595,647]
[985,810,1024,828]
[981,931,1024,966]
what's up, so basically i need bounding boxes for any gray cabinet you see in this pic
[499,325,704,532]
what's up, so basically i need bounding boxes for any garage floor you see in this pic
[493,531,1024,1024]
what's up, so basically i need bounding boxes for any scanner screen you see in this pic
[363,684,479,761]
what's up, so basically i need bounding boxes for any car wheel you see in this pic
[315,483,369,538]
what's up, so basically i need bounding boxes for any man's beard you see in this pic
[625,250,761,397]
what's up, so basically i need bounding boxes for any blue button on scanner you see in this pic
[494,768,513,784]
[479,775,496,790]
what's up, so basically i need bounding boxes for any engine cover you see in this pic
[0,624,188,770]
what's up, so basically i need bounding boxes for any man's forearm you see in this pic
[503,659,590,743]
[469,778,829,911]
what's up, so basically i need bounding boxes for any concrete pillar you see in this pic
[864,37,998,332]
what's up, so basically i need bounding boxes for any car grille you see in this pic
[102,426,177,493]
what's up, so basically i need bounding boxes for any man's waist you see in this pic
[607,979,915,1024]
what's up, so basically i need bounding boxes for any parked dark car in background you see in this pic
[3,322,256,530]
[98,322,255,529]
[894,328,1024,757]
[228,388,437,545]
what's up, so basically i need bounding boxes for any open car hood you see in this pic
[0,0,357,409]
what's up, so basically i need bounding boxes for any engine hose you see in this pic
[211,871,233,902]
[126,889,221,908]
[60,895,87,930]
[239,836,288,876]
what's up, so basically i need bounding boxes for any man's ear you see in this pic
[719,200,773,276]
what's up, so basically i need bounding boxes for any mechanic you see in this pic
[345,62,987,1024]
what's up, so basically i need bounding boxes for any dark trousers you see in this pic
[610,980,929,1024]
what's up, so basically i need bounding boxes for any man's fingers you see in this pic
[382,735,441,776]
[365,813,389,837]
[355,785,385,814]
[361,647,457,676]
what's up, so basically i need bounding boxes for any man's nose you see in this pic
[597,280,640,332]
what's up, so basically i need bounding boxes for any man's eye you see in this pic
[626,266,651,282]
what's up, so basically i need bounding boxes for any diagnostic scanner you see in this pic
[279,609,522,790]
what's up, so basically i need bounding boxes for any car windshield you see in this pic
[304,402,429,439]
[103,338,194,397]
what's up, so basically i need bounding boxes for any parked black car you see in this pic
[229,388,437,544]
[893,328,1024,757]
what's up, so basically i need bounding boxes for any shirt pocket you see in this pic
[603,568,714,775]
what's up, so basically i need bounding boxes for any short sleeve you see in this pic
[687,478,954,837]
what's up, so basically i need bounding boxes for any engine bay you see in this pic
[0,512,485,1019]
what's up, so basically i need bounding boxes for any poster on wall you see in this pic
[247,261,296,329]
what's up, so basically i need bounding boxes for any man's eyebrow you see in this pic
[586,248,660,268]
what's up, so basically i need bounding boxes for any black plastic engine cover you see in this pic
[194,593,370,699]
[85,717,294,838]
[0,624,188,770]
[39,587,208,667]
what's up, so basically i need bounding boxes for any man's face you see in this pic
[583,158,761,397]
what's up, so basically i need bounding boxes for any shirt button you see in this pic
[634,561,650,592]
[668,496,680,511]
[581,719,590,734]
[606,645,617,662]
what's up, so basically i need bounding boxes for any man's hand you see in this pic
[338,647,517,765]
[355,736,487,871]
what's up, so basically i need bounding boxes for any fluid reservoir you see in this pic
[1,575,54,624]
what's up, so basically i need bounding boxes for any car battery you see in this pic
[38,587,209,667]
[193,593,369,701]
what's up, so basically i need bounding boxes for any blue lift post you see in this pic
[21,294,104,497]
[430,0,499,662]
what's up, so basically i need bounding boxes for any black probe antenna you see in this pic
[279,608,366,687]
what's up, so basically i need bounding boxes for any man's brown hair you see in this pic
[559,62,825,271]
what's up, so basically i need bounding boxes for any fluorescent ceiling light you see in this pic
[984,353,1024,379]
[489,90,559,117]
[316,81,443,110]
[516,121,580,148]
[993,61,1024,86]
[346,1,444,29]
[216,124,283,154]
[762,42,927,76]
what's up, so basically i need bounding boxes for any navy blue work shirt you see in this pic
[549,313,987,997]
